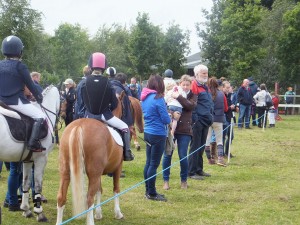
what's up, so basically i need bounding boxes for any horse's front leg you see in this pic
[21,162,33,218]
[131,126,141,151]
[33,155,49,222]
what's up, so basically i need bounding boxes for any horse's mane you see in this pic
[42,84,55,97]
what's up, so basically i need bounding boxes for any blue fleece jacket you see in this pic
[141,88,171,136]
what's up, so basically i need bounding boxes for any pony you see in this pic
[0,85,60,222]
[128,96,144,150]
[56,93,125,225]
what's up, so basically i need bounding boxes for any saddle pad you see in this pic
[2,115,48,142]
[107,126,123,147]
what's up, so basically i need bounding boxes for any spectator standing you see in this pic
[162,75,197,190]
[253,84,271,128]
[141,74,171,201]
[222,81,235,158]
[110,72,134,131]
[204,77,228,166]
[248,77,258,126]
[63,78,76,126]
[74,65,90,119]
[188,64,214,180]
[237,79,253,129]
[268,92,279,128]
[284,87,296,115]
[30,72,43,93]
[128,77,141,99]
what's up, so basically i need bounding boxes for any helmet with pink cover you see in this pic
[88,52,107,70]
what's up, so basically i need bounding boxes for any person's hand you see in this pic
[171,91,179,99]
[36,95,43,104]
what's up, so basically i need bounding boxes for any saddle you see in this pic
[0,101,48,142]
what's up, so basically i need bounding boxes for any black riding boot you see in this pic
[28,118,46,152]
[122,130,134,161]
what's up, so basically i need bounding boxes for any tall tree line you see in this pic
[0,0,190,84]
[198,0,300,88]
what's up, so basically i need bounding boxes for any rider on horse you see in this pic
[80,52,134,161]
[0,35,46,152]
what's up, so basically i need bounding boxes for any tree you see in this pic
[127,13,163,79]
[161,23,190,78]
[197,0,231,78]
[0,0,44,69]
[256,0,294,87]
[277,2,300,85]
[92,24,132,75]
[220,0,266,84]
[51,23,91,81]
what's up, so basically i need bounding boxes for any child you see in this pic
[165,83,187,136]
[268,92,279,128]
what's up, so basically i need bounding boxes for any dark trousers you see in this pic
[257,106,267,127]
[144,133,166,196]
[188,121,209,176]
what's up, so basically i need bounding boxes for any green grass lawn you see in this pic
[0,115,299,225]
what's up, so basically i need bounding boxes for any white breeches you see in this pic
[9,99,46,119]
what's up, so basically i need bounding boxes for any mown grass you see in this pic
[0,115,299,225]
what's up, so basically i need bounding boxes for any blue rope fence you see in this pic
[60,114,266,224]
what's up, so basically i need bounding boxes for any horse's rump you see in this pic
[128,96,143,133]
[60,118,123,175]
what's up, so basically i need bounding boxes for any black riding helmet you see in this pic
[1,35,24,57]
[164,69,173,78]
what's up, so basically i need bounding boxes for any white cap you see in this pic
[63,78,74,85]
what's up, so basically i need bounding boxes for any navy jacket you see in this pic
[191,80,214,127]
[74,77,86,119]
[0,59,42,105]
[110,79,133,126]
[237,86,253,106]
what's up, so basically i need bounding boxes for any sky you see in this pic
[30,0,213,55]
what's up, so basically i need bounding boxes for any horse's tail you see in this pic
[69,126,87,217]
[129,96,144,133]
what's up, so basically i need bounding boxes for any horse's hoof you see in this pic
[115,212,124,220]
[94,214,102,220]
[136,146,141,151]
[37,213,48,222]
[22,210,33,218]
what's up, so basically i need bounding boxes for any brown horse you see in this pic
[56,98,125,225]
[128,96,144,150]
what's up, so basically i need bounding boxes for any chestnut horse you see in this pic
[128,96,144,150]
[56,93,125,225]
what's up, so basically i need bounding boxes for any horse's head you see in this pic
[38,85,60,127]
[59,99,67,120]
[112,91,125,119]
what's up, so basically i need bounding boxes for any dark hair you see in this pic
[207,77,219,100]
[147,74,164,99]
[115,73,127,84]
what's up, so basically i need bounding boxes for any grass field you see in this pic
[0,115,299,225]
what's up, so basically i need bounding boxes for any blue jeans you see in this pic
[5,162,23,206]
[144,133,166,196]
[238,104,251,128]
[162,134,191,182]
